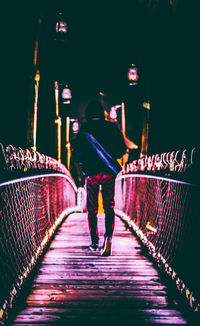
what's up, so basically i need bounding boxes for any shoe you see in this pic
[101,237,112,256]
[89,243,99,251]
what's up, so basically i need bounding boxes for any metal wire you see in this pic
[0,143,82,325]
[115,161,200,311]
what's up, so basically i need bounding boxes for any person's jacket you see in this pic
[73,119,126,177]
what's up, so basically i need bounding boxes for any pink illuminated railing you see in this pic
[0,143,199,323]
[0,143,84,325]
[115,147,200,312]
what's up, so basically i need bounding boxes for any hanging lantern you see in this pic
[62,85,72,104]
[110,107,117,120]
[55,11,68,42]
[72,119,79,134]
[143,100,150,110]
[110,105,121,122]
[56,20,67,34]
[128,64,138,86]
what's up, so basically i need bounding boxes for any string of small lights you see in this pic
[123,147,199,184]
[0,143,70,175]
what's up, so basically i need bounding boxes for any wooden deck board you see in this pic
[9,212,188,325]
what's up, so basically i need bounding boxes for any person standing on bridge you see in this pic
[73,100,126,256]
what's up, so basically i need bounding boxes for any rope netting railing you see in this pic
[115,147,200,313]
[0,143,84,325]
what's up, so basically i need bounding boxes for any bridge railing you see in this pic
[115,147,200,312]
[0,143,69,175]
[0,143,85,325]
[124,147,199,179]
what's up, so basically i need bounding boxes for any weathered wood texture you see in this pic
[9,213,188,325]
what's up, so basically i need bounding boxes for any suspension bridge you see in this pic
[0,143,199,325]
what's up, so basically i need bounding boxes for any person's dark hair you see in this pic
[85,101,105,121]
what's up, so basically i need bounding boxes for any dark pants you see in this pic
[86,172,116,244]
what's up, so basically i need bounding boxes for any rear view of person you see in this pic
[74,101,126,256]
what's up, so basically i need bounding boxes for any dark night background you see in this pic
[1,1,199,162]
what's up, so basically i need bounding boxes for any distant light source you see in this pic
[110,105,121,122]
[62,85,72,104]
[71,119,79,134]
[55,12,68,42]
[110,107,117,120]
[142,100,150,110]
[128,64,138,86]
[56,20,67,34]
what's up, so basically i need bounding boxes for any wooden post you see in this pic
[54,81,61,162]
[121,102,126,166]
[31,70,40,151]
[121,102,126,136]
[66,116,71,170]
[29,16,42,151]
[141,100,150,157]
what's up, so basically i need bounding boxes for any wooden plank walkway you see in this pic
[9,213,188,326]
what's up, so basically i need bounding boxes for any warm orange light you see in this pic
[32,71,40,151]
[143,101,150,110]
[66,117,71,170]
[121,102,125,135]
[33,39,39,67]
[55,81,59,116]
[54,117,61,162]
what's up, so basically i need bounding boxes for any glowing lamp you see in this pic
[55,12,68,42]
[128,64,138,86]
[56,21,67,34]
[110,105,121,122]
[143,101,150,110]
[62,85,72,104]
[72,120,79,134]
[110,107,117,120]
